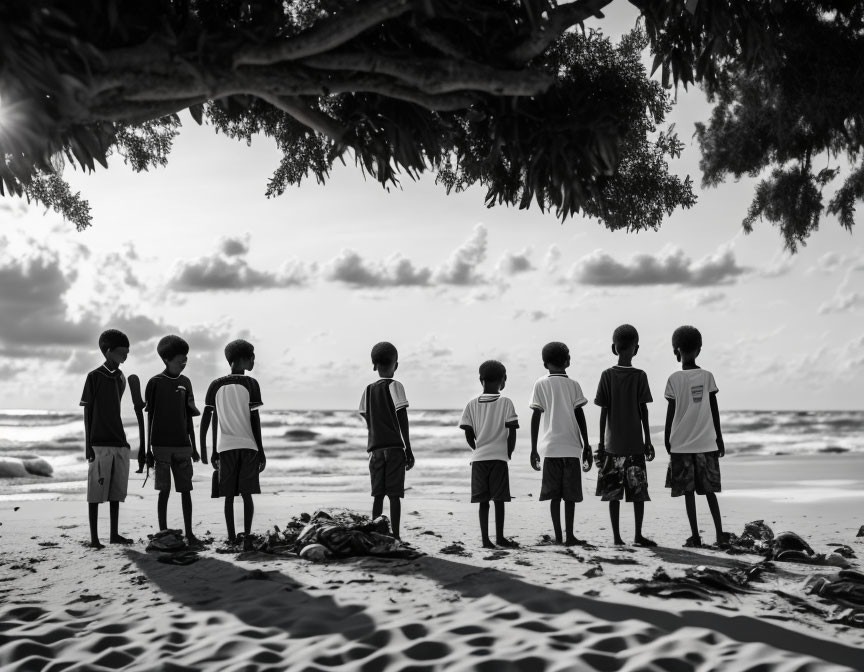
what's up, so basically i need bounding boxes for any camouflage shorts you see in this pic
[665,452,721,497]
[595,454,650,502]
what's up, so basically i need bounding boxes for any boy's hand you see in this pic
[530,451,541,471]
[146,450,155,470]
[594,443,606,463]
[644,442,655,462]
[665,441,671,455]
[405,448,415,471]
[192,450,200,463]
[86,448,95,463]
[136,455,145,473]
[211,453,219,470]
[258,452,266,473]
[582,445,593,471]
[201,453,208,465]
[507,448,514,460]
[716,436,725,458]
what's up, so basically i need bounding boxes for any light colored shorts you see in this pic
[87,445,130,503]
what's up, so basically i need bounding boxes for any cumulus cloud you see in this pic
[690,291,726,308]
[496,247,534,276]
[514,309,549,321]
[169,239,313,292]
[323,250,431,287]
[434,224,488,286]
[544,245,562,275]
[573,246,747,287]
[809,252,846,275]
[759,253,795,278]
[818,292,864,314]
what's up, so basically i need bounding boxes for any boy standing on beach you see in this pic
[359,342,415,540]
[200,339,266,552]
[144,335,200,543]
[664,325,727,548]
[80,329,145,549]
[529,342,592,546]
[460,360,520,548]
[594,324,656,547]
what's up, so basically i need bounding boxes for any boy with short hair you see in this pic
[145,335,200,543]
[359,342,415,539]
[664,325,726,548]
[594,324,656,547]
[460,360,519,548]
[529,342,592,546]
[80,329,145,549]
[200,339,266,552]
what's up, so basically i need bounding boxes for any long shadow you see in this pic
[127,549,377,640]
[367,553,864,670]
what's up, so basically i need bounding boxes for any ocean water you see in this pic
[1,409,862,496]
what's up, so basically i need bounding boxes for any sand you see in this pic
[1,454,863,672]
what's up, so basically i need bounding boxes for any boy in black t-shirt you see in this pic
[359,342,414,539]
[594,324,656,547]
[145,335,201,543]
[80,329,145,549]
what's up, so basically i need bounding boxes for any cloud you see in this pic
[496,248,534,276]
[573,246,747,287]
[759,253,795,278]
[808,252,847,275]
[434,224,488,286]
[691,291,726,308]
[169,239,313,292]
[514,309,548,321]
[544,245,562,274]
[323,250,431,288]
[818,292,864,314]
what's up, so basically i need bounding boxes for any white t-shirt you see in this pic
[529,374,588,458]
[665,369,719,453]
[204,375,263,453]
[459,394,519,462]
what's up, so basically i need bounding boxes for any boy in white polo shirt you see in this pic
[664,325,727,548]
[529,342,592,546]
[460,360,519,549]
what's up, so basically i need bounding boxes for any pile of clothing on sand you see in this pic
[723,520,855,567]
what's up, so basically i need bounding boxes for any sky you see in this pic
[0,6,862,413]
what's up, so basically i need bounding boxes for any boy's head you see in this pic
[672,325,702,361]
[371,341,398,376]
[541,341,570,371]
[612,324,639,357]
[157,335,189,375]
[225,339,255,371]
[478,359,507,392]
[98,329,130,366]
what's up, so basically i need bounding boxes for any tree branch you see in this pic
[506,0,614,63]
[234,0,419,66]
[256,93,348,142]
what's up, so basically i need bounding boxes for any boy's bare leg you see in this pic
[684,492,701,545]
[705,493,724,543]
[224,496,236,541]
[609,501,625,545]
[109,501,132,544]
[88,503,103,549]
[372,495,385,520]
[181,492,195,541]
[550,499,563,543]
[241,494,255,551]
[632,501,656,546]
[157,490,170,530]
[388,495,401,539]
[479,501,494,548]
[494,501,517,547]
[563,501,582,545]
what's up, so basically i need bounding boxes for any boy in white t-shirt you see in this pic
[529,342,592,546]
[663,325,727,548]
[459,360,519,549]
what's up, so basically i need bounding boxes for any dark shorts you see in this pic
[471,460,511,503]
[665,452,721,497]
[153,446,193,492]
[540,457,583,502]
[218,449,261,497]
[369,447,405,498]
[595,454,650,502]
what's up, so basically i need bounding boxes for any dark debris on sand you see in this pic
[723,520,853,567]
[807,569,864,628]
[622,561,770,601]
[440,541,472,558]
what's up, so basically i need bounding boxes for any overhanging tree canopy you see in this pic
[0,1,861,250]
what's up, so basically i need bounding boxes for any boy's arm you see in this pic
[463,427,476,450]
[128,375,146,472]
[709,392,725,457]
[251,409,266,472]
[83,408,93,462]
[188,413,199,462]
[507,427,517,460]
[396,407,414,470]
[597,407,607,461]
[574,406,592,468]
[145,410,155,468]
[200,407,213,467]
[640,402,655,461]
[664,399,675,454]
[529,408,541,471]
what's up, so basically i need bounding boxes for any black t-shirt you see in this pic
[361,379,406,452]
[80,366,130,447]
[145,373,200,448]
[594,366,653,455]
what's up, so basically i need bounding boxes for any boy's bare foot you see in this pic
[186,535,202,548]
[496,537,519,549]
[242,537,254,552]
[554,533,564,545]
[89,540,104,550]
[227,535,237,545]
[110,534,134,545]
[684,535,702,548]
[714,532,731,548]
[613,537,626,546]
[482,538,497,549]
[633,535,657,547]
[564,535,585,547]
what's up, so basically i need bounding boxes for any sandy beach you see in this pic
[1,452,863,671]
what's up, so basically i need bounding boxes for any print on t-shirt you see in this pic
[691,384,704,403]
